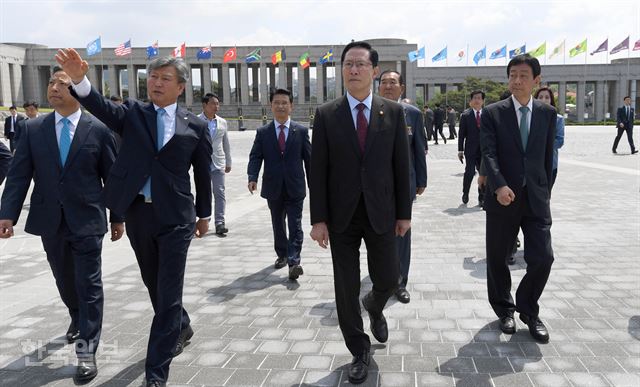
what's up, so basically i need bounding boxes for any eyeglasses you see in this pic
[342,61,372,69]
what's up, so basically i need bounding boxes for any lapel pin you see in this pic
[379,110,384,116]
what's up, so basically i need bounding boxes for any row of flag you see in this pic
[85,37,334,67]
[407,36,640,64]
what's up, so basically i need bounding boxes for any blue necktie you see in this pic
[519,106,529,150]
[59,118,72,166]
[141,108,167,201]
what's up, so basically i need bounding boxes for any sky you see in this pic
[1,0,639,67]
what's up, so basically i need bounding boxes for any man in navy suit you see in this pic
[0,67,122,383]
[56,49,212,387]
[310,41,411,384]
[458,90,486,206]
[0,141,11,184]
[612,96,637,154]
[480,54,556,344]
[4,105,25,152]
[248,88,311,280]
[378,70,427,304]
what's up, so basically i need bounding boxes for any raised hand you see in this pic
[55,48,89,84]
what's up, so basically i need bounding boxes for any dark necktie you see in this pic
[356,103,368,153]
[519,106,529,149]
[278,124,286,154]
[475,111,480,128]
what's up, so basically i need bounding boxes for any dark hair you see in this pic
[624,96,631,100]
[202,93,220,104]
[270,88,293,103]
[499,90,512,100]
[423,105,429,109]
[506,54,541,78]
[9,105,16,110]
[435,103,440,108]
[341,41,379,67]
[51,65,64,74]
[470,90,485,100]
[378,70,404,85]
[534,86,556,108]
[109,95,122,102]
[23,101,38,109]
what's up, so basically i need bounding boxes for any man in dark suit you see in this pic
[310,41,411,384]
[423,104,434,142]
[458,90,486,206]
[433,103,446,144]
[378,70,427,304]
[480,54,556,344]
[4,105,25,152]
[612,96,637,154]
[447,105,457,139]
[248,88,311,280]
[0,141,11,184]
[56,49,212,387]
[14,101,40,148]
[0,67,122,383]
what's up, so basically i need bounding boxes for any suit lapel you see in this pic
[143,103,158,150]
[62,113,92,174]
[163,106,189,152]
[268,121,281,155]
[364,96,385,159]
[43,113,63,172]
[505,98,525,154]
[284,122,296,154]
[528,100,545,151]
[335,96,363,158]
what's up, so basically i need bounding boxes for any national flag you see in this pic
[590,39,608,55]
[146,41,159,59]
[245,48,261,63]
[86,37,101,56]
[271,49,286,65]
[319,49,334,64]
[633,39,640,51]
[432,46,447,62]
[408,47,425,62]
[509,44,526,58]
[473,46,486,65]
[456,49,465,61]
[610,36,629,55]
[172,42,186,58]
[299,52,310,69]
[114,39,132,56]
[569,39,587,57]
[223,47,237,63]
[549,40,565,59]
[528,42,546,58]
[489,45,506,59]
[197,46,212,60]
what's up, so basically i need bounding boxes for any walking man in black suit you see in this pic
[4,105,25,152]
[458,90,486,206]
[612,96,637,154]
[0,67,122,383]
[310,41,411,384]
[248,88,311,280]
[423,104,434,142]
[378,70,427,304]
[56,49,212,387]
[433,103,446,144]
[480,54,556,343]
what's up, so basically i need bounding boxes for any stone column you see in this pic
[240,63,248,104]
[278,61,286,88]
[316,64,325,103]
[335,65,342,96]
[0,62,12,106]
[557,81,566,117]
[297,65,305,105]
[108,65,118,98]
[427,84,435,102]
[184,64,194,107]
[259,63,267,104]
[88,65,98,92]
[221,63,230,103]
[595,80,605,121]
[127,64,137,100]
[405,60,415,102]
[576,81,586,122]
[202,63,211,94]
[10,64,24,105]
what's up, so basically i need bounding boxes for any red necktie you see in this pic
[356,103,368,153]
[278,124,286,154]
[475,111,480,128]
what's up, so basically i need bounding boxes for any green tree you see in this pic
[428,77,509,113]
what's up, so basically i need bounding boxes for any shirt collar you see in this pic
[511,94,533,112]
[346,92,372,111]
[55,109,82,127]
[154,102,177,118]
[275,118,291,129]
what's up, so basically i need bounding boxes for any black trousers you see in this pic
[612,126,636,152]
[396,201,413,287]
[7,133,15,153]
[448,123,457,139]
[434,123,446,143]
[125,196,195,382]
[267,189,304,266]
[41,216,104,359]
[462,151,485,201]
[485,187,554,319]
[328,197,398,356]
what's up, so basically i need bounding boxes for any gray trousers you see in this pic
[211,169,226,225]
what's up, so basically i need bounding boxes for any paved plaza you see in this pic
[0,125,639,386]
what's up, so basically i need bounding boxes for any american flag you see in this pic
[114,39,132,56]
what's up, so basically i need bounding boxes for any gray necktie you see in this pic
[519,106,529,149]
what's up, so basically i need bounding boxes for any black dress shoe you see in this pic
[395,287,410,304]
[172,325,194,357]
[520,314,549,343]
[443,137,447,144]
[633,150,639,154]
[74,355,97,383]
[288,265,303,280]
[499,315,516,334]
[66,322,79,344]
[461,193,469,204]
[215,223,228,235]
[145,380,167,387]
[274,257,287,269]
[362,294,388,343]
[348,350,370,385]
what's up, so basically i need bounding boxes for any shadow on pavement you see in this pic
[206,264,299,302]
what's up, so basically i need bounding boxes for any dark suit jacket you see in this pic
[4,115,25,138]
[0,141,11,184]
[247,120,311,201]
[458,108,481,156]
[617,106,634,129]
[433,107,445,126]
[480,97,556,218]
[72,87,212,225]
[401,102,427,199]
[424,108,434,128]
[0,112,119,236]
[310,95,411,234]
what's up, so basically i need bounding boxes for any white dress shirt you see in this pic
[54,109,81,143]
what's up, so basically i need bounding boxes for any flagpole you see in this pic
[606,36,609,64]
[544,42,547,65]
[466,44,469,66]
